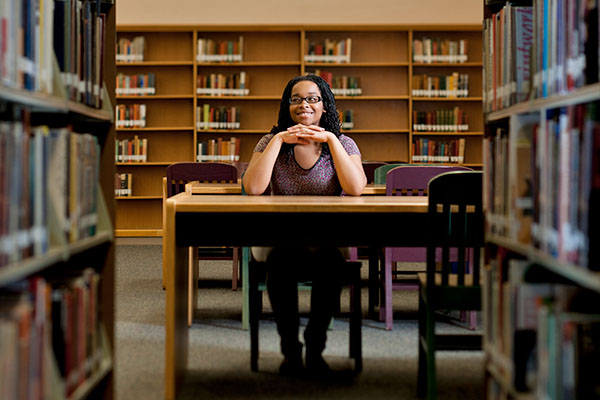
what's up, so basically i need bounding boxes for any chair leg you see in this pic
[241,247,250,330]
[468,310,477,330]
[232,247,240,291]
[188,247,199,327]
[425,299,437,400]
[249,261,260,372]
[379,248,394,330]
[417,288,427,398]
[368,247,379,316]
[349,262,363,372]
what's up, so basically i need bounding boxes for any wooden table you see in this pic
[184,181,387,196]
[163,193,428,399]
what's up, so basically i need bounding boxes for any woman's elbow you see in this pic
[243,180,265,196]
[345,180,367,196]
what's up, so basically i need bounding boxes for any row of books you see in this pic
[114,173,132,197]
[116,73,156,96]
[0,269,104,399]
[308,70,362,96]
[55,0,107,108]
[196,72,249,96]
[483,4,534,112]
[0,0,54,93]
[483,104,599,270]
[530,0,599,98]
[411,137,466,164]
[0,0,107,108]
[483,257,600,398]
[304,38,352,63]
[196,105,241,130]
[1,119,100,268]
[196,37,243,63]
[412,38,469,64]
[116,36,145,62]
[115,136,148,163]
[196,137,241,162]
[115,104,147,129]
[412,73,470,98]
[339,109,355,130]
[412,108,470,132]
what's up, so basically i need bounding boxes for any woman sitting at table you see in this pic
[242,74,367,376]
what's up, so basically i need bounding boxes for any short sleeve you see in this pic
[253,134,275,153]
[338,134,361,157]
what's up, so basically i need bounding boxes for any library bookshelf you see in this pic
[482,1,600,399]
[114,25,483,237]
[0,0,116,399]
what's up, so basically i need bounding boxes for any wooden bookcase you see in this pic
[482,1,600,399]
[0,1,116,399]
[115,25,483,237]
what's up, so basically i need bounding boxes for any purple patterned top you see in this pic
[254,133,361,195]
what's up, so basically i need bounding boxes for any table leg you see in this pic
[165,199,189,400]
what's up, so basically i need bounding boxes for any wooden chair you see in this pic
[163,162,240,327]
[417,171,483,399]
[380,165,472,330]
[248,256,363,373]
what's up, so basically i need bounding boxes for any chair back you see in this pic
[361,161,387,184]
[166,162,238,197]
[373,163,406,184]
[385,165,472,196]
[426,171,483,304]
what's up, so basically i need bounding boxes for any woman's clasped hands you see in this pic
[281,124,330,144]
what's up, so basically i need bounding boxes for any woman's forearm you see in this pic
[326,133,367,196]
[242,133,284,195]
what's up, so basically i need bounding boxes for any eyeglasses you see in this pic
[289,95,322,105]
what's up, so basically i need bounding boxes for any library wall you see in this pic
[116,0,482,25]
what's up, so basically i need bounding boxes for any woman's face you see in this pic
[288,80,324,126]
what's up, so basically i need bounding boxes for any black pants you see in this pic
[265,247,345,360]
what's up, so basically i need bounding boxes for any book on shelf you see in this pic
[116,72,156,96]
[535,288,600,400]
[115,104,147,128]
[412,37,468,63]
[412,107,469,132]
[196,137,241,162]
[114,173,132,197]
[116,35,145,62]
[526,0,599,99]
[307,70,362,96]
[0,0,54,93]
[196,104,240,130]
[412,72,469,98]
[527,103,600,270]
[1,117,101,268]
[196,72,249,96]
[196,36,243,63]
[338,109,354,130]
[483,4,534,112]
[411,137,465,164]
[115,136,148,163]
[0,269,102,400]
[52,0,106,108]
[49,268,103,397]
[304,38,351,63]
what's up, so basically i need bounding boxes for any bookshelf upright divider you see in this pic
[482,0,600,398]
[0,0,116,398]
[114,25,482,237]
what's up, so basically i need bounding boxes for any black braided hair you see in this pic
[270,74,341,154]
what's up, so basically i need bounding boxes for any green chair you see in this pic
[417,171,483,399]
[373,163,407,184]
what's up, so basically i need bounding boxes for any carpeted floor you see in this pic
[114,245,484,399]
